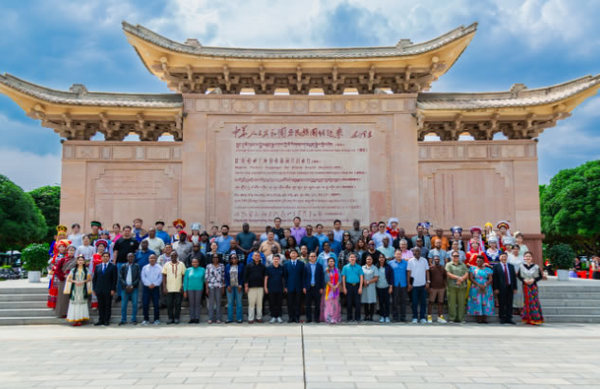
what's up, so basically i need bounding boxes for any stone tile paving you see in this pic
[0,323,598,388]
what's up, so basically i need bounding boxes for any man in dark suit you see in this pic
[93,252,118,326]
[303,252,325,323]
[492,252,517,324]
[283,250,305,323]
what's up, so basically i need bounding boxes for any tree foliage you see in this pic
[28,185,61,242]
[0,175,46,251]
[541,160,600,255]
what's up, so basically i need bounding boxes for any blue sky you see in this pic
[0,0,598,190]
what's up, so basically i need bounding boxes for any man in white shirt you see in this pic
[141,254,163,325]
[407,247,430,324]
[143,228,165,256]
[372,221,393,248]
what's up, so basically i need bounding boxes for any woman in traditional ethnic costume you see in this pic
[54,246,77,318]
[47,239,69,308]
[65,255,92,326]
[466,240,486,267]
[467,255,494,323]
[482,222,497,247]
[496,221,513,251]
[49,226,68,257]
[518,251,544,325]
[467,226,484,252]
[321,257,342,324]
[450,226,464,251]
[386,217,400,240]
[485,237,502,268]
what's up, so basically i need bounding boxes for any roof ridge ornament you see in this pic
[184,38,202,47]
[396,39,413,49]
[69,84,88,96]
[510,83,527,97]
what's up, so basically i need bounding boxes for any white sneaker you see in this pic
[385,317,391,323]
[427,315,433,324]
[437,316,447,324]
[153,320,160,325]
[277,317,283,323]
[420,318,427,324]
[141,320,149,326]
[269,317,276,323]
[411,318,418,324]
[379,317,385,323]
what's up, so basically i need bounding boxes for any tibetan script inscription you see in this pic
[231,124,372,225]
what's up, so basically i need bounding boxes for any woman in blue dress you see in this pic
[467,255,494,323]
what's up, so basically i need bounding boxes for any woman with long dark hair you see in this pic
[65,255,92,326]
[321,257,342,324]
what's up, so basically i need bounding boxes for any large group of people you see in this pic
[47,217,549,327]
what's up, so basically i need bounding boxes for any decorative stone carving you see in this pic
[417,112,571,141]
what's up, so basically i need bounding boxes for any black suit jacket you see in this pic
[492,262,517,292]
[283,260,305,292]
[303,262,325,290]
[93,263,118,294]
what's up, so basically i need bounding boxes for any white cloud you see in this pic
[537,95,600,183]
[578,95,600,118]
[140,0,599,55]
[0,149,61,191]
[489,0,600,53]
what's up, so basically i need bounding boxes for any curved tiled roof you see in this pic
[0,74,183,108]
[122,21,477,60]
[417,75,600,110]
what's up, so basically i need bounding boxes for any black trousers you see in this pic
[166,292,182,320]
[269,292,283,318]
[391,286,408,321]
[287,291,301,321]
[363,303,375,319]
[305,286,322,322]
[497,288,514,322]
[96,291,112,324]
[376,287,390,318]
[346,283,361,321]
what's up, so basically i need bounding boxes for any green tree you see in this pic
[540,160,600,255]
[28,185,61,242]
[0,175,46,251]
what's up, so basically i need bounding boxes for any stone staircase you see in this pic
[0,283,62,325]
[538,277,600,323]
[0,277,598,325]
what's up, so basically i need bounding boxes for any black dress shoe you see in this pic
[507,320,517,325]
[103,322,110,326]
[94,321,103,326]
[167,319,175,324]
[174,319,180,324]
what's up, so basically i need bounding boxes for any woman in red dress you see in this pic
[466,240,487,267]
[47,239,69,308]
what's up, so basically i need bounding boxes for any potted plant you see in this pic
[546,243,576,281]
[22,243,50,283]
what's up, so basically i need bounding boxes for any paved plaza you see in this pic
[1,323,598,389]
